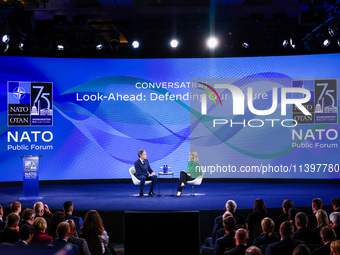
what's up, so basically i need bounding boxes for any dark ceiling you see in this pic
[0,0,340,58]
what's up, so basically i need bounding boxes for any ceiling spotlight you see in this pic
[290,38,296,49]
[57,44,64,51]
[170,39,179,48]
[282,39,289,47]
[242,42,250,48]
[207,37,218,49]
[96,43,103,51]
[2,34,10,44]
[19,42,25,50]
[322,38,330,47]
[132,40,139,49]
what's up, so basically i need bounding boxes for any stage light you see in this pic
[132,40,139,49]
[2,34,10,44]
[290,38,296,49]
[322,38,330,47]
[328,24,339,37]
[282,39,289,47]
[207,37,218,49]
[170,39,179,48]
[57,44,64,51]
[19,42,25,50]
[242,42,250,48]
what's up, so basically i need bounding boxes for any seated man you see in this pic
[134,150,157,197]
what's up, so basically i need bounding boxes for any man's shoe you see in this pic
[148,191,157,197]
[139,191,144,197]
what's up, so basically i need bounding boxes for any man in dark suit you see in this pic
[63,201,83,236]
[312,226,336,255]
[14,225,34,248]
[275,199,294,232]
[50,221,80,255]
[308,198,323,230]
[329,212,340,239]
[134,150,157,197]
[33,201,52,224]
[225,228,249,255]
[294,212,322,246]
[213,216,237,255]
[0,205,5,230]
[67,219,91,255]
[0,213,20,244]
[265,221,304,255]
[329,197,340,216]
[19,208,35,228]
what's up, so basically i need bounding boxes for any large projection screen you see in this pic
[0,54,339,181]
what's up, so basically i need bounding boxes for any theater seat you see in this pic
[129,166,152,196]
[185,171,205,196]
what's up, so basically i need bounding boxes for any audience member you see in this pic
[265,221,304,255]
[246,246,263,255]
[294,212,322,246]
[226,200,246,228]
[67,219,92,255]
[19,208,35,228]
[0,213,20,244]
[308,198,323,229]
[10,201,21,215]
[253,217,279,248]
[46,211,66,238]
[275,200,294,231]
[330,198,340,216]
[331,240,340,255]
[50,221,80,255]
[80,210,111,255]
[31,217,53,244]
[63,201,84,236]
[214,216,237,255]
[247,199,268,239]
[15,225,34,247]
[292,244,311,255]
[312,226,336,255]
[330,212,340,239]
[225,228,249,255]
[33,202,52,224]
[0,205,5,230]
[289,207,300,231]
[313,209,329,235]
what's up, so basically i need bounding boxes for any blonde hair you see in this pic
[316,209,329,227]
[33,217,47,233]
[190,150,199,162]
[261,217,275,233]
[331,240,340,255]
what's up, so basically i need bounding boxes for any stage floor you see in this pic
[0,181,339,211]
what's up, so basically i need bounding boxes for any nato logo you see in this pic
[8,82,53,126]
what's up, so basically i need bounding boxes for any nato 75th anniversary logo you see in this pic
[7,82,53,126]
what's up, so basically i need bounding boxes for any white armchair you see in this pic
[129,166,152,196]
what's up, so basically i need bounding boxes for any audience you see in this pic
[31,217,53,244]
[275,200,294,232]
[225,228,249,255]
[247,199,268,239]
[292,244,311,255]
[253,217,279,248]
[214,216,237,255]
[0,205,6,230]
[330,198,340,215]
[15,225,34,247]
[10,201,21,215]
[312,226,336,255]
[46,211,66,238]
[294,212,322,246]
[313,209,329,235]
[331,240,340,255]
[246,246,263,255]
[63,201,84,236]
[50,221,80,255]
[308,198,323,230]
[19,208,35,228]
[67,219,92,255]
[0,213,20,243]
[33,202,52,224]
[265,221,304,255]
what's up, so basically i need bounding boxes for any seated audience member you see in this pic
[50,221,80,255]
[330,212,340,239]
[331,240,340,255]
[246,246,262,255]
[288,207,300,231]
[214,216,237,255]
[15,225,34,247]
[31,217,53,244]
[80,210,111,255]
[67,219,92,255]
[46,211,66,238]
[253,217,279,248]
[63,201,84,236]
[308,198,323,230]
[294,212,322,246]
[225,228,249,255]
[19,208,35,227]
[0,213,20,244]
[247,199,268,239]
[292,244,311,255]
[33,202,52,224]
[265,221,304,255]
[329,198,340,216]
[275,200,294,232]
[10,201,22,216]
[312,226,336,255]
[313,209,329,235]
[0,205,5,230]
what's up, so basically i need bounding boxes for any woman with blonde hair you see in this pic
[176,150,202,197]
[313,209,330,234]
[331,240,340,255]
[31,217,53,243]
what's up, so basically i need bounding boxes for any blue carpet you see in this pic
[0,181,339,211]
